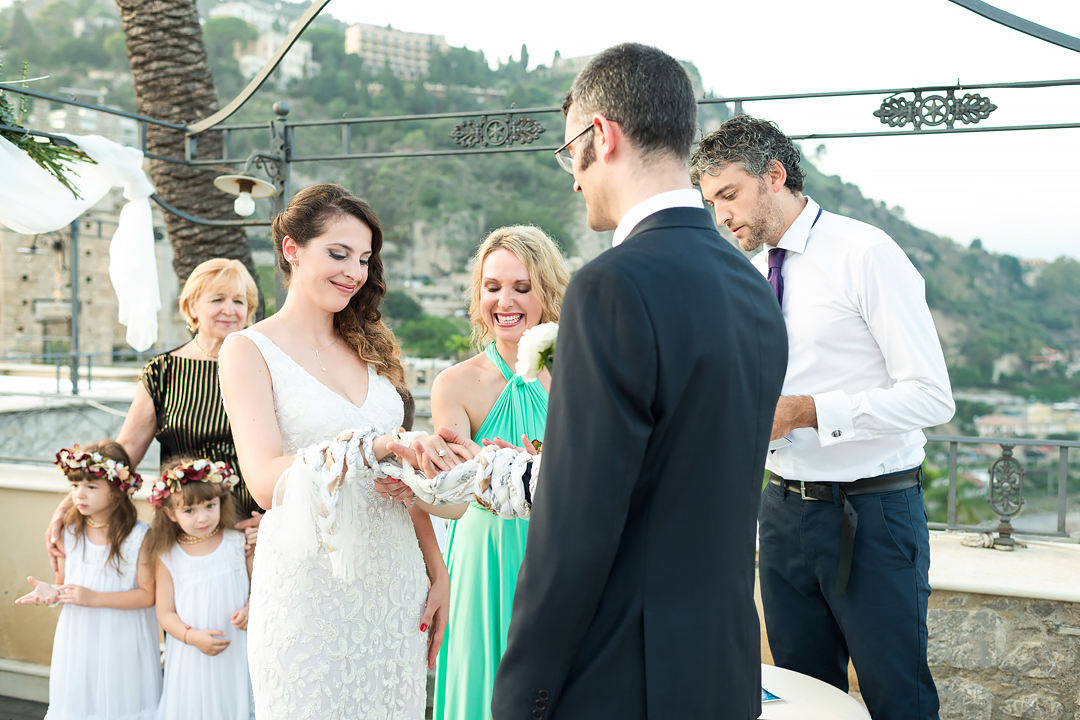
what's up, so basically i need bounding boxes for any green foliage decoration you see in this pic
[0,61,95,199]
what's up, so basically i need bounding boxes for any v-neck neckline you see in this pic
[247,329,372,411]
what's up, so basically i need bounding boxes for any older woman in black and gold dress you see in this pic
[45,258,262,567]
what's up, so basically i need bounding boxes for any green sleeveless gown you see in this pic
[433,343,548,720]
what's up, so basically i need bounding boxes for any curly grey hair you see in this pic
[689,115,805,192]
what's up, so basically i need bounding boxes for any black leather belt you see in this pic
[768,467,922,596]
[769,467,921,502]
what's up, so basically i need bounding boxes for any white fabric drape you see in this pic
[0,133,159,350]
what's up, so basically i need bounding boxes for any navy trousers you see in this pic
[758,479,939,720]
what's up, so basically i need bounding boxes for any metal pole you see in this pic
[271,101,291,312]
[947,441,958,528]
[1058,447,1068,535]
[69,219,80,396]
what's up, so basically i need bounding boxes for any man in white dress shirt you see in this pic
[691,115,954,720]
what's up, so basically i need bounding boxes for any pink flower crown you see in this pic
[149,459,237,509]
[55,445,142,496]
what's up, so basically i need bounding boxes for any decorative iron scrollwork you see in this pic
[873,89,997,131]
[988,444,1024,548]
[450,114,546,148]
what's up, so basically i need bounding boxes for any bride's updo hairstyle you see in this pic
[468,225,570,349]
[272,183,407,394]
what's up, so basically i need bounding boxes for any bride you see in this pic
[219,183,465,719]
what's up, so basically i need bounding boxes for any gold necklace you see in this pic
[193,334,219,359]
[178,525,221,545]
[86,517,109,529]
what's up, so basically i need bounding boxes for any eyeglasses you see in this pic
[554,124,594,174]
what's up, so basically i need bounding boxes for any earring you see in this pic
[186,320,197,334]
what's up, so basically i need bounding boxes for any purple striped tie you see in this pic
[767,247,786,306]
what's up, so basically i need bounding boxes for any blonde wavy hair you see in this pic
[178,258,258,330]
[468,225,570,349]
[272,183,407,393]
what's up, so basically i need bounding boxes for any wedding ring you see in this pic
[437,449,448,457]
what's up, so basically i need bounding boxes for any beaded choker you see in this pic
[178,525,221,545]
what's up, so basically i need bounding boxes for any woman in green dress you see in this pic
[431,226,569,720]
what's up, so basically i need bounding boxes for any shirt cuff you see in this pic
[812,390,855,447]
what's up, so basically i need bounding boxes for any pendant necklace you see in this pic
[313,338,336,372]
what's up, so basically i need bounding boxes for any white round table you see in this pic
[759,664,870,720]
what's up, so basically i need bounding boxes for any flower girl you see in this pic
[145,458,252,720]
[15,440,161,719]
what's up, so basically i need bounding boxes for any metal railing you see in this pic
[925,434,1079,542]
[0,350,160,394]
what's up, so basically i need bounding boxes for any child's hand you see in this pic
[235,511,262,556]
[14,576,60,606]
[189,628,230,656]
[57,584,95,607]
[230,604,249,631]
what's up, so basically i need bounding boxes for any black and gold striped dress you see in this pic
[140,352,258,515]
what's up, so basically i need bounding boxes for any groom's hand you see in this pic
[771,395,817,440]
[483,433,537,456]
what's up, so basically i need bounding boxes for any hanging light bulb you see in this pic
[213,173,276,217]
[233,190,256,216]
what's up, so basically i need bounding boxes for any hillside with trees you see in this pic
[1,0,1078,396]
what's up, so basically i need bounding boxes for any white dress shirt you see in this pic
[611,188,704,247]
[756,196,955,482]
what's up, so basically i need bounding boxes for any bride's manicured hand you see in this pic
[421,570,450,670]
[14,576,59,606]
[373,475,413,504]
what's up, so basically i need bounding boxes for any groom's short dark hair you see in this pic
[562,43,697,161]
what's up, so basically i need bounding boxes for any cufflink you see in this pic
[831,430,842,438]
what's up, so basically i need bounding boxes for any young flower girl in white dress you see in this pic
[16,440,161,719]
[145,458,252,720]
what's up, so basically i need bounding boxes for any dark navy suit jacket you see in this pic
[491,207,788,719]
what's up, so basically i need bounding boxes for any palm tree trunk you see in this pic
[114,0,262,311]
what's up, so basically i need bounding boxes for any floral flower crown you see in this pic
[149,459,238,509]
[55,445,143,496]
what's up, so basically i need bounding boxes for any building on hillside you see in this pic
[345,23,449,81]
[402,274,470,318]
[545,54,595,76]
[0,199,189,362]
[23,89,139,148]
[208,1,277,33]
[209,2,315,85]
[974,404,1080,439]
[235,32,315,84]
[974,414,1024,438]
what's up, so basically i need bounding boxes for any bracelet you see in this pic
[182,625,192,644]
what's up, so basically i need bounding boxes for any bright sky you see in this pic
[328,0,1080,263]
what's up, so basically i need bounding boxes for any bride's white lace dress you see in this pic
[234,329,428,719]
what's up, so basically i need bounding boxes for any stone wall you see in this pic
[929,590,1080,720]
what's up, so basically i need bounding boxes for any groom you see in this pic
[491,44,788,718]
